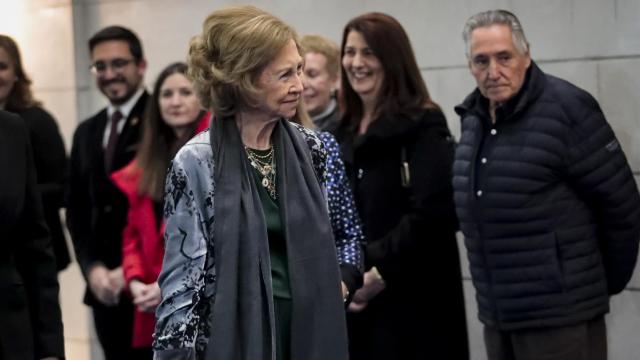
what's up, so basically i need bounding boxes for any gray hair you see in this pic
[462,10,529,57]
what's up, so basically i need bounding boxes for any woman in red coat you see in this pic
[111,62,210,355]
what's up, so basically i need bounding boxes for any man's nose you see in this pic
[101,65,118,80]
[487,59,500,79]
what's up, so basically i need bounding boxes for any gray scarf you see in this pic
[206,116,348,360]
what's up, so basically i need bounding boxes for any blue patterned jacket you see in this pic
[153,123,364,359]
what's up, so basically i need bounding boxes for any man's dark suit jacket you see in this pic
[0,110,65,360]
[66,92,148,305]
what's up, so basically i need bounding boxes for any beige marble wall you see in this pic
[7,0,640,359]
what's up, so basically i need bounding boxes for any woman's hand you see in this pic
[132,281,162,313]
[347,267,386,312]
[129,279,147,299]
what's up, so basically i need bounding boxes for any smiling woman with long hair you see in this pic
[334,12,469,360]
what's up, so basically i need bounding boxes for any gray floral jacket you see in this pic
[153,123,364,359]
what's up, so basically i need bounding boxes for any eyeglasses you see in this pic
[90,58,135,75]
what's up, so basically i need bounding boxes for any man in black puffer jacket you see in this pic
[453,9,640,360]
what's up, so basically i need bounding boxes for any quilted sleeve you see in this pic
[565,89,640,295]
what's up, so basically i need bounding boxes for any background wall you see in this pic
[2,0,639,358]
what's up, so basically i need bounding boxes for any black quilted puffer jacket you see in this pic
[453,61,640,331]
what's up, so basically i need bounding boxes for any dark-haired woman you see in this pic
[335,13,469,359]
[0,34,70,271]
[111,62,209,356]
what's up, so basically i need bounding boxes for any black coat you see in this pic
[0,110,65,360]
[12,106,70,271]
[335,108,469,359]
[453,62,640,331]
[66,92,148,305]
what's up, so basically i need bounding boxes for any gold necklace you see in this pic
[245,145,277,199]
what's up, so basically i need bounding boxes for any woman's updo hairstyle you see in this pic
[188,5,299,117]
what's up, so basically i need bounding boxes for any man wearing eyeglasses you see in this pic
[66,25,149,360]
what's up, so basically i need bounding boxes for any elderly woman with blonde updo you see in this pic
[153,6,362,360]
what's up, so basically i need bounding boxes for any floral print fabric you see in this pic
[154,123,363,358]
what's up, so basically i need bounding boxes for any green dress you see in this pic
[250,149,291,360]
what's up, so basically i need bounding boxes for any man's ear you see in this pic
[137,58,148,75]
